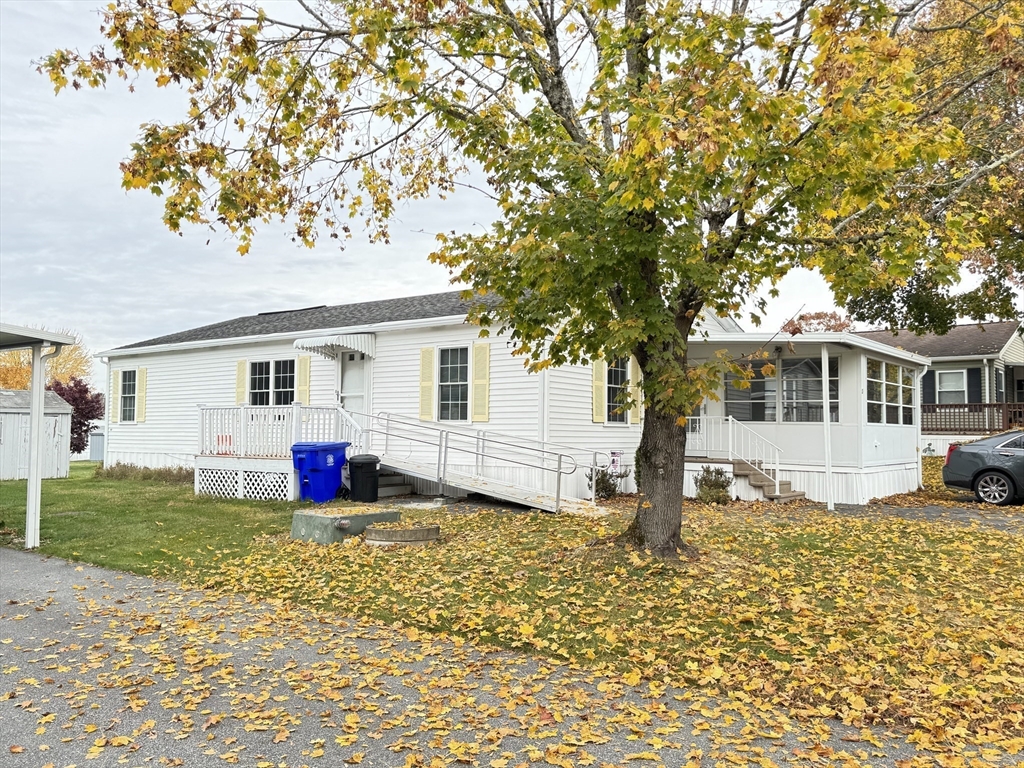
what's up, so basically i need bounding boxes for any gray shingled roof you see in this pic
[0,390,73,413]
[857,321,1021,359]
[119,291,498,350]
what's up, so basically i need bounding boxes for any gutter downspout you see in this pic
[821,343,835,511]
[25,343,64,549]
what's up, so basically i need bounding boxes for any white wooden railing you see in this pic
[198,404,365,458]
[686,416,781,495]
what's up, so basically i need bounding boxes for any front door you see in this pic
[339,351,366,417]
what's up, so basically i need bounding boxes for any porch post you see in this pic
[821,344,835,511]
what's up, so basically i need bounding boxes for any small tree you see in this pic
[781,312,855,335]
[48,377,105,454]
[0,329,93,390]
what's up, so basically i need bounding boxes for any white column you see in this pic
[821,344,835,511]
[25,343,63,549]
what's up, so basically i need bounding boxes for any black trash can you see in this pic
[348,454,381,503]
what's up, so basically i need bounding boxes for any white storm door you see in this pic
[340,351,366,416]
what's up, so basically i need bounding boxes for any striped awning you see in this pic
[294,333,375,359]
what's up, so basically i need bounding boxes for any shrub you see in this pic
[94,462,193,484]
[586,466,632,500]
[694,465,732,505]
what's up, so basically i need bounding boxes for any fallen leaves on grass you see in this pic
[188,503,1024,755]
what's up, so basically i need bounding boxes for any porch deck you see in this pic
[922,403,1024,434]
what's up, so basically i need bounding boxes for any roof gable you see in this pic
[856,321,1022,359]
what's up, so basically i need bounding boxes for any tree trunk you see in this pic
[618,406,699,559]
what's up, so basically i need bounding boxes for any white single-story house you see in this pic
[0,389,72,481]
[99,291,929,509]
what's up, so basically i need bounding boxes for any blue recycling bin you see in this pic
[291,441,350,503]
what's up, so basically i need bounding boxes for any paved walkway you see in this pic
[3,549,1021,767]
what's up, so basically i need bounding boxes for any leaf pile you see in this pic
[193,505,1024,753]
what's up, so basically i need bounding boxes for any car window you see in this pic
[997,436,1024,450]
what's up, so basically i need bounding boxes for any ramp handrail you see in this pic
[350,410,581,511]
[686,415,781,495]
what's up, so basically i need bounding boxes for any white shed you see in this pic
[0,390,73,481]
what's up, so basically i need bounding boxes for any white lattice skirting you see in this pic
[194,456,297,501]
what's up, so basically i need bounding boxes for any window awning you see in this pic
[294,333,375,359]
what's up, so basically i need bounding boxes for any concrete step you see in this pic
[764,491,807,503]
[378,473,407,486]
[377,484,414,498]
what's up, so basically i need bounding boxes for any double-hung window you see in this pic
[937,370,966,404]
[996,370,1006,403]
[782,358,838,422]
[249,360,295,406]
[867,359,915,424]
[606,357,629,423]
[120,370,137,422]
[438,347,469,421]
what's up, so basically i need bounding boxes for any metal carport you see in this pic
[0,324,76,548]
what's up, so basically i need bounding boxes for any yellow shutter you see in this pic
[110,369,121,423]
[592,358,606,423]
[471,343,490,423]
[629,357,642,423]
[296,355,311,405]
[419,347,435,421]
[136,368,148,423]
[235,361,247,405]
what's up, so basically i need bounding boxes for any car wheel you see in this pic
[974,471,1015,506]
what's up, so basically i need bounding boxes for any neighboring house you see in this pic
[859,321,1024,453]
[99,291,928,508]
[0,390,72,481]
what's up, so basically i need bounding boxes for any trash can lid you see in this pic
[347,454,380,464]
[291,441,351,451]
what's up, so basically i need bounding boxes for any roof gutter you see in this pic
[697,331,931,366]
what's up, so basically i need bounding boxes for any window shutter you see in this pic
[419,347,435,421]
[296,355,311,405]
[921,370,935,404]
[471,343,490,423]
[967,368,982,403]
[629,357,642,423]
[235,361,247,405]
[110,369,121,423]
[592,359,606,423]
[136,368,148,423]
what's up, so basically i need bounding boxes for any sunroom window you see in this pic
[867,359,914,425]
[781,358,838,422]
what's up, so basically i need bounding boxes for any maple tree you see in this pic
[47,377,105,453]
[0,330,93,390]
[43,0,1022,556]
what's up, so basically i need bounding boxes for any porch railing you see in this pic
[685,415,781,495]
[197,404,365,458]
[921,403,1024,435]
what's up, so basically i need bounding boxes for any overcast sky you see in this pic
[0,0,838,382]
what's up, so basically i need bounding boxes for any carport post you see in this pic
[26,342,64,549]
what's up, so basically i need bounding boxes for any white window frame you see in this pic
[249,358,296,406]
[437,346,470,422]
[995,369,1006,403]
[606,357,631,425]
[936,369,967,405]
[120,368,138,424]
[866,359,915,425]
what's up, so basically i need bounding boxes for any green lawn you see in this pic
[0,462,307,575]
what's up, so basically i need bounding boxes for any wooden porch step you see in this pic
[764,491,807,502]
